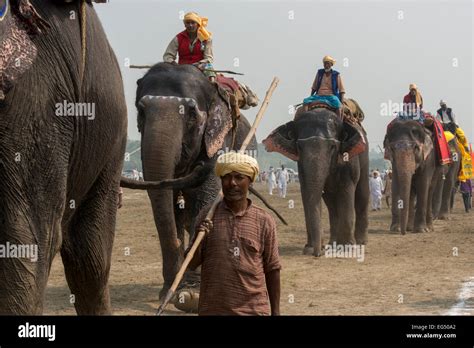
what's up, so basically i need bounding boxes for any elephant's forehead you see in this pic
[138,95,206,115]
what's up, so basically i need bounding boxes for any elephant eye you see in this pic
[0,0,8,20]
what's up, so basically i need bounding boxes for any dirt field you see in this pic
[44,183,474,315]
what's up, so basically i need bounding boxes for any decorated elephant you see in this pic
[263,106,369,256]
[0,1,127,314]
[384,119,439,234]
[119,62,287,301]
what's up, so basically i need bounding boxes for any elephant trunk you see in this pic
[393,150,416,235]
[298,138,333,256]
[141,117,185,291]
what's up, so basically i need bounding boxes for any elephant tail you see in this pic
[249,187,288,225]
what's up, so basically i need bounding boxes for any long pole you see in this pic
[156,77,280,315]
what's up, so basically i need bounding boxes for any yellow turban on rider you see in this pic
[183,12,212,41]
[409,83,423,108]
[323,55,336,65]
[215,152,260,182]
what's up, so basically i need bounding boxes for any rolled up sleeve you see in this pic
[262,217,282,274]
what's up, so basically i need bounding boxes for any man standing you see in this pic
[267,167,276,195]
[369,171,383,211]
[436,100,458,133]
[278,165,289,199]
[189,152,281,316]
[163,12,216,81]
[460,179,472,213]
[305,55,346,118]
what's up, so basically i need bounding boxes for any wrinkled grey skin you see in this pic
[384,120,437,234]
[263,109,369,256]
[133,63,257,298]
[0,2,127,314]
[432,139,461,220]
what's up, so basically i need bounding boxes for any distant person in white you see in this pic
[268,167,276,195]
[278,165,289,198]
[369,170,383,211]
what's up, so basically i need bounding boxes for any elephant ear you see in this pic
[0,0,50,100]
[383,134,392,161]
[340,122,367,159]
[262,121,299,161]
[205,92,233,158]
[421,128,434,161]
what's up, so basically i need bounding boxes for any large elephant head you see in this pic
[0,0,50,101]
[383,119,434,233]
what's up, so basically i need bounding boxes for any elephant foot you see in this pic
[413,226,427,233]
[303,245,314,255]
[390,223,400,232]
[427,224,434,232]
[313,248,322,257]
[356,239,367,245]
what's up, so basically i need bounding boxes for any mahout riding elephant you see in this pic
[262,107,369,256]
[0,1,127,314]
[384,119,438,234]
[119,62,288,299]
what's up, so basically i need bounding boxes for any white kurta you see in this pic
[278,169,289,198]
[268,172,276,195]
[369,176,383,209]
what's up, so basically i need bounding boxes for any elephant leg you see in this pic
[390,175,401,232]
[336,184,356,245]
[426,178,435,232]
[354,174,369,245]
[438,166,457,220]
[413,173,430,233]
[407,188,416,232]
[431,167,445,220]
[61,167,118,315]
[323,192,338,245]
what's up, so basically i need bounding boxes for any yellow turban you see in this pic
[183,12,212,42]
[323,55,336,65]
[408,83,422,107]
[215,152,260,182]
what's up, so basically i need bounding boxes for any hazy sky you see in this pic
[95,0,473,150]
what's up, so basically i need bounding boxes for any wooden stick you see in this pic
[156,77,279,315]
[129,65,152,69]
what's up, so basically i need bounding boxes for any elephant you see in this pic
[432,138,461,220]
[0,1,127,314]
[262,107,369,256]
[383,119,438,234]
[119,62,266,299]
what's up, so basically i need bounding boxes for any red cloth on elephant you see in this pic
[430,116,451,165]
[216,75,240,93]
[177,30,204,65]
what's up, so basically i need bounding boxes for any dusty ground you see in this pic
[44,183,474,315]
